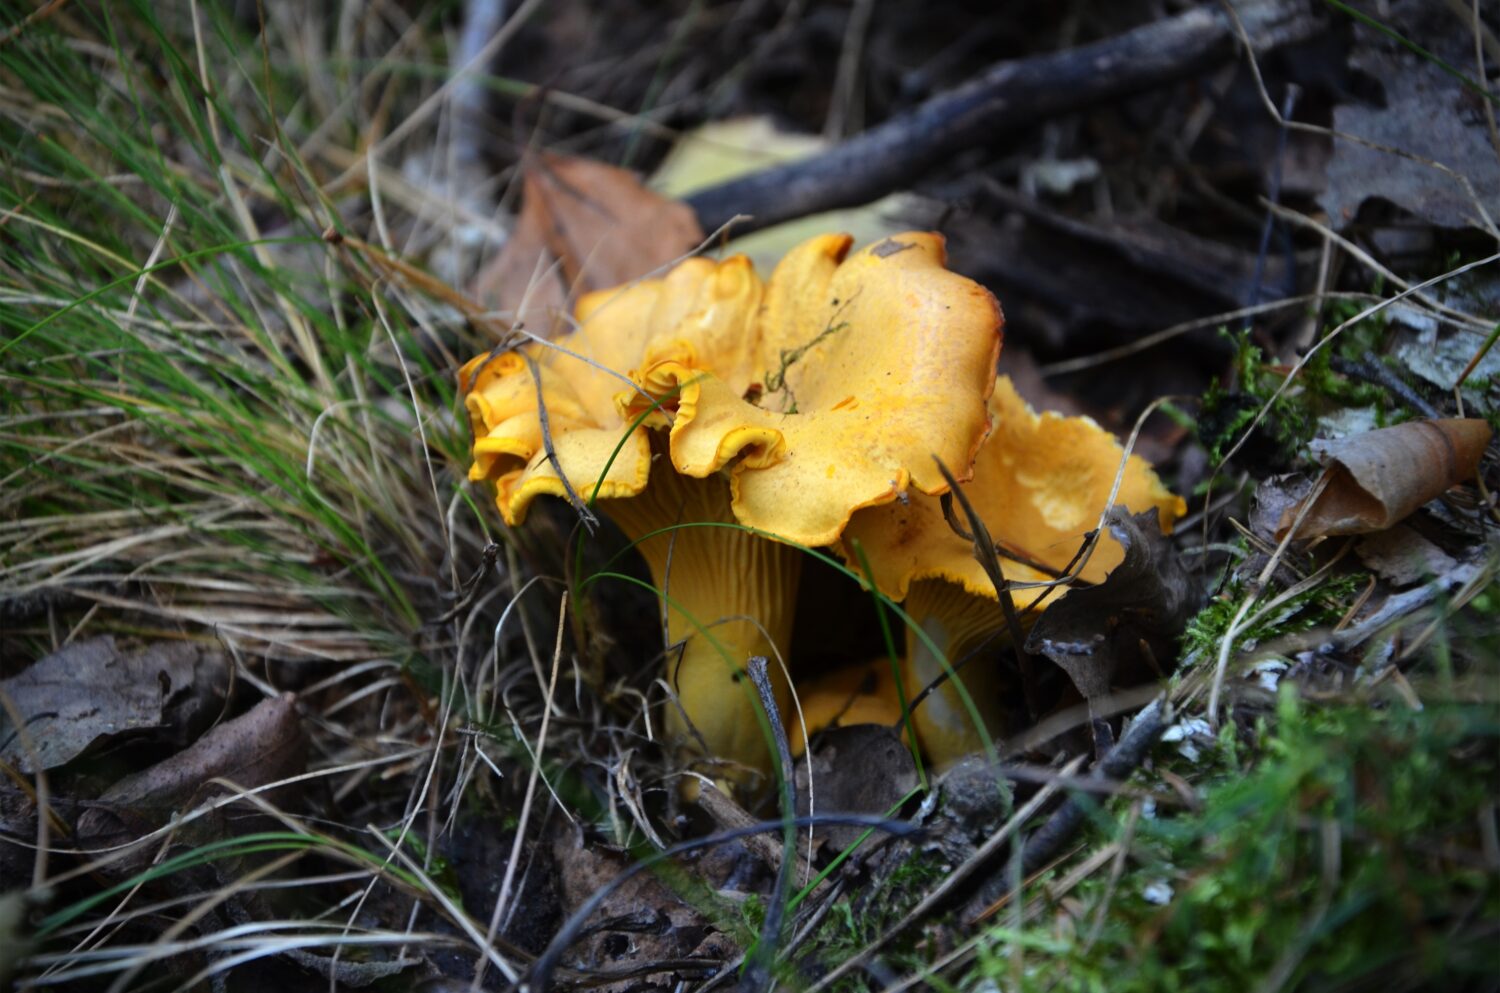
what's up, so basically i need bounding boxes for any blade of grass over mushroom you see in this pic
[581,518,969,792]
[581,568,788,775]
[851,539,931,788]
[581,520,963,703]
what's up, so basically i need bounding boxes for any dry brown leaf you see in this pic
[550,828,723,989]
[1276,419,1492,540]
[472,152,705,335]
[1024,509,1198,703]
[794,724,918,853]
[1355,525,1458,585]
[1320,0,1500,231]
[76,693,306,864]
[0,636,226,773]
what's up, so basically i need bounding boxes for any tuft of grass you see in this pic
[1,1,537,984]
[1,0,484,663]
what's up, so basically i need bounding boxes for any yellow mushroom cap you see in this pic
[842,376,1185,767]
[788,660,907,757]
[458,233,1002,785]
[462,233,1002,547]
[842,374,1187,607]
[459,254,763,524]
[623,233,1004,547]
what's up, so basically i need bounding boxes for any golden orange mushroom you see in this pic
[460,233,1002,785]
[786,660,907,758]
[844,375,1187,766]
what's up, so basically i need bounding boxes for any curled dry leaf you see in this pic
[0,636,226,773]
[1024,509,1198,702]
[1276,419,1492,540]
[76,693,306,866]
[471,152,705,333]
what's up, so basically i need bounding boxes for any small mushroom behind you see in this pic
[846,376,1187,766]
[786,659,906,757]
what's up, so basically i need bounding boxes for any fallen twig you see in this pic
[686,0,1322,237]
[965,697,1170,923]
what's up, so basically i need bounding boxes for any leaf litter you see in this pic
[1274,418,1492,539]
[0,636,226,774]
[74,693,307,873]
[471,151,705,334]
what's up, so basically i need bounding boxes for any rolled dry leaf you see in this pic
[1276,418,1492,540]
[75,693,306,872]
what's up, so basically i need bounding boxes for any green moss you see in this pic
[1197,330,1313,471]
[969,693,1499,992]
[797,847,951,989]
[1181,566,1363,661]
[1196,324,1418,474]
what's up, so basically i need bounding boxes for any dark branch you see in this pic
[686,1,1318,238]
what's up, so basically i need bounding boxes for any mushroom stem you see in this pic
[901,578,1015,768]
[602,453,801,786]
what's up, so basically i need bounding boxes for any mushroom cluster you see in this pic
[460,231,1183,785]
[461,233,1002,787]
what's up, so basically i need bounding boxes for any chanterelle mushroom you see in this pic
[786,660,906,758]
[844,375,1186,765]
[460,233,1001,785]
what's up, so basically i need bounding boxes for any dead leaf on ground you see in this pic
[1320,0,1500,230]
[1275,419,1492,540]
[0,636,226,773]
[1025,509,1198,701]
[550,828,727,992]
[472,152,705,335]
[1356,525,1459,585]
[76,692,306,866]
[651,115,922,274]
[795,723,918,853]
[1249,473,1316,543]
